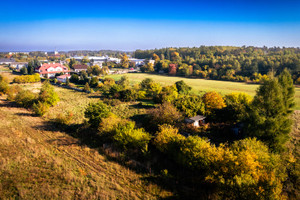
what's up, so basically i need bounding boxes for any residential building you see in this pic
[73,64,88,72]
[0,58,15,65]
[35,63,70,78]
[184,115,206,127]
[10,62,28,70]
[57,74,71,83]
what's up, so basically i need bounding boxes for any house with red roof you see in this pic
[57,74,71,83]
[35,63,70,78]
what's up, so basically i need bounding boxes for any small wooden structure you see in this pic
[184,115,206,127]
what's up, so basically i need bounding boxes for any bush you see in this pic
[13,73,40,83]
[98,113,123,136]
[0,81,9,95]
[55,111,74,125]
[113,121,151,152]
[6,85,23,101]
[84,101,111,127]
[154,124,185,154]
[149,102,183,126]
[32,101,49,116]
[38,81,59,106]
[15,90,37,108]
[103,78,115,86]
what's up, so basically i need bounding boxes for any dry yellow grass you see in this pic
[0,96,172,199]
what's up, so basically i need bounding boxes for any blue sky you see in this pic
[0,0,299,51]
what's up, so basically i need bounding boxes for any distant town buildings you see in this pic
[0,58,15,65]
[10,62,28,70]
[71,56,122,67]
[9,52,29,55]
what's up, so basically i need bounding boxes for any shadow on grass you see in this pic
[0,99,21,108]
[33,119,215,199]
[15,112,36,117]
[87,95,102,99]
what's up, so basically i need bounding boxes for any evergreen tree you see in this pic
[66,77,70,86]
[278,68,295,115]
[84,82,91,92]
[246,77,293,152]
[20,66,28,74]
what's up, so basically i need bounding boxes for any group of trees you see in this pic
[19,58,41,75]
[134,46,300,84]
[0,77,59,116]
[85,101,151,153]
[81,69,296,199]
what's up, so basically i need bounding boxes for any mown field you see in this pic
[107,73,300,110]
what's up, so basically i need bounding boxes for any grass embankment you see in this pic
[107,73,300,110]
[0,81,172,198]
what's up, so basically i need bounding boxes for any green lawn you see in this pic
[107,73,300,110]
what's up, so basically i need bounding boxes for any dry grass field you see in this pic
[0,95,172,200]
[0,67,173,199]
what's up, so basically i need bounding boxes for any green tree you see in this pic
[90,77,99,88]
[149,102,183,126]
[69,58,76,69]
[175,80,191,95]
[66,77,70,86]
[278,68,295,115]
[246,77,293,152]
[84,82,91,92]
[84,101,111,127]
[20,66,28,75]
[139,78,154,90]
[70,74,79,83]
[174,95,205,117]
[224,92,252,122]
[118,76,130,88]
[114,121,151,152]
[38,81,59,106]
[121,53,129,68]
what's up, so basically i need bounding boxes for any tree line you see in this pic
[134,46,300,84]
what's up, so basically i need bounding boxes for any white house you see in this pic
[36,63,70,78]
[57,74,71,83]
[184,115,206,127]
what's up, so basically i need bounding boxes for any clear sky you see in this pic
[0,0,299,51]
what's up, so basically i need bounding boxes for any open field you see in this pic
[107,73,300,110]
[0,94,172,199]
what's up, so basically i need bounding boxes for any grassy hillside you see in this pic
[0,92,172,199]
[107,73,300,110]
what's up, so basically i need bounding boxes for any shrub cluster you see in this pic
[13,73,40,83]
[153,124,286,199]
[1,79,60,116]
[85,101,151,153]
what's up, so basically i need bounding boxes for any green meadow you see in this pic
[107,73,300,110]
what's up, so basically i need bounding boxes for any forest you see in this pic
[134,46,300,84]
